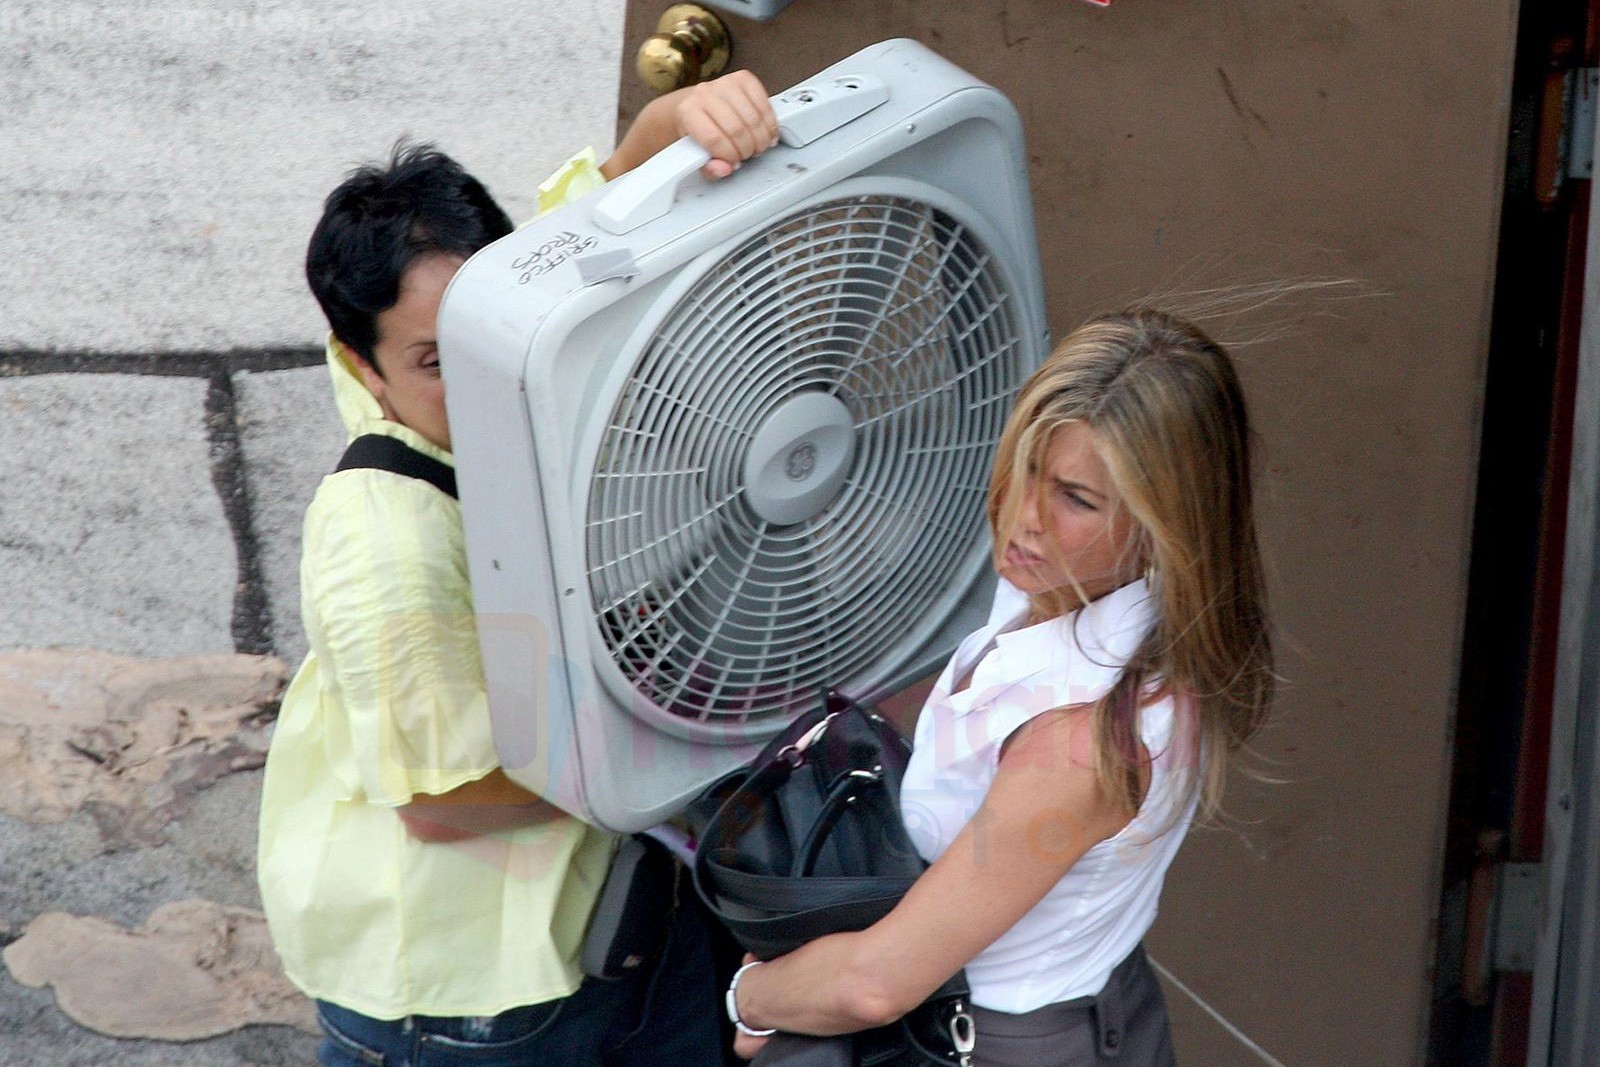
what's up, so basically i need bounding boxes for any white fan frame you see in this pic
[439,38,1048,831]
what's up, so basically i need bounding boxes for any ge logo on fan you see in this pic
[785,443,817,482]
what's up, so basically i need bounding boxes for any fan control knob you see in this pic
[742,392,857,525]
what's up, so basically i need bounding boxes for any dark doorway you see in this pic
[1429,2,1596,1063]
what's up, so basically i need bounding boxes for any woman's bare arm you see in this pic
[731,707,1134,1048]
[397,769,565,842]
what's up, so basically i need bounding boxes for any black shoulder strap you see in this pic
[336,434,458,500]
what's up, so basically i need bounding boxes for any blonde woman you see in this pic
[727,309,1274,1066]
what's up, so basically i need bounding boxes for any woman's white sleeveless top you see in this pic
[899,579,1198,1013]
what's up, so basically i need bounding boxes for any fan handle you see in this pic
[592,74,890,235]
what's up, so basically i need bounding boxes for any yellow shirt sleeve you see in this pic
[534,146,607,219]
[300,469,497,807]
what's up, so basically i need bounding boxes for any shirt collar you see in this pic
[948,578,1158,707]
[993,577,1157,670]
[324,332,455,467]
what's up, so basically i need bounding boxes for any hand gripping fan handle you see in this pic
[592,138,710,235]
[591,73,890,235]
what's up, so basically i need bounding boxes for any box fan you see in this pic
[438,39,1047,832]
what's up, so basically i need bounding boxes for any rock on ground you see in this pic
[0,650,288,847]
[4,900,317,1041]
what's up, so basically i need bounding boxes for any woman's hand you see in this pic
[732,953,774,1060]
[672,70,780,178]
[602,70,779,181]
[733,1027,772,1060]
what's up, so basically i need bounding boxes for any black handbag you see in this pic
[693,691,976,1067]
[580,834,677,979]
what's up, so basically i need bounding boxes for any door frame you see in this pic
[1529,84,1600,1067]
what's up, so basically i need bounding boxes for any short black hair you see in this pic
[306,140,514,369]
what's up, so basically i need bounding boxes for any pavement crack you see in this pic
[0,348,322,377]
[64,740,108,765]
[204,371,275,656]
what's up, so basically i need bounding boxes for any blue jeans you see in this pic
[316,868,723,1067]
[317,979,622,1067]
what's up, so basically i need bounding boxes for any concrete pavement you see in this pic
[2,0,623,1060]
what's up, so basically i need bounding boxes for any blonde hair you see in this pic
[987,308,1273,821]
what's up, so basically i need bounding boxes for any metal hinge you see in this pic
[1491,862,1543,972]
[1462,829,1543,1005]
[1565,68,1598,181]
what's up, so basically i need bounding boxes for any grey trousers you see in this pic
[968,946,1176,1067]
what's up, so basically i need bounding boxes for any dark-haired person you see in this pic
[257,73,778,1067]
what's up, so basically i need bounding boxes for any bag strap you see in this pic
[336,433,458,500]
[793,767,888,878]
[902,994,976,1067]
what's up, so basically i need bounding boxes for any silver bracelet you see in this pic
[725,959,778,1038]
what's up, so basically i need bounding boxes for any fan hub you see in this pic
[742,392,857,525]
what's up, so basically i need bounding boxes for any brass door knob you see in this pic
[636,4,732,94]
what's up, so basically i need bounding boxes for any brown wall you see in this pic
[618,2,1518,1062]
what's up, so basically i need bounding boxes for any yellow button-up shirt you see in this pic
[258,150,613,1019]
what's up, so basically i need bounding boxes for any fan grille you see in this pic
[586,193,1026,737]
